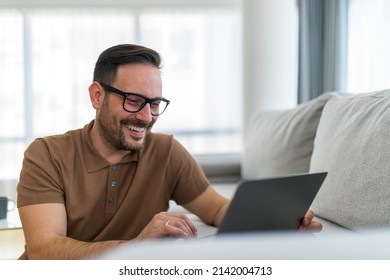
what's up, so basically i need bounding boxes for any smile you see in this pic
[127,124,145,133]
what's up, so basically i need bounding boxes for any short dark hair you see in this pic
[93,44,162,85]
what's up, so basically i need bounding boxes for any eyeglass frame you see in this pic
[99,82,170,116]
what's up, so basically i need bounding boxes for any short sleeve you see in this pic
[17,139,65,207]
[168,138,210,205]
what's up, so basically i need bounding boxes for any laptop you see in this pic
[217,172,327,234]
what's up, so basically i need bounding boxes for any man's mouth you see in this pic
[127,124,145,133]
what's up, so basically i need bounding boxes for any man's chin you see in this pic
[121,126,152,151]
[122,138,144,151]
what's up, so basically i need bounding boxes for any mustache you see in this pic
[120,119,149,128]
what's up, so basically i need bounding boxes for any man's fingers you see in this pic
[163,214,197,237]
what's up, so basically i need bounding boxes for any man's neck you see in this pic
[89,123,130,165]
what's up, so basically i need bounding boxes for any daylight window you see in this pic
[0,4,242,181]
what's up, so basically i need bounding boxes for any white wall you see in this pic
[242,0,299,131]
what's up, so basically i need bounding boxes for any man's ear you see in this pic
[89,82,105,109]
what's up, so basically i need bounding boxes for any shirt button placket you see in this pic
[106,165,119,213]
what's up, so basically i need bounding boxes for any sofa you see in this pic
[242,88,390,233]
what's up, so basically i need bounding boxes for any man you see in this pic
[17,44,321,260]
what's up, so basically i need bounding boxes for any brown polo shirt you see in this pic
[17,121,209,243]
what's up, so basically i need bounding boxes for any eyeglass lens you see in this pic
[124,94,168,116]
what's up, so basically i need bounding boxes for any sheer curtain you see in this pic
[297,0,348,103]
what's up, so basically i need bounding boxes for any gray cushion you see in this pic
[242,93,332,179]
[310,89,390,229]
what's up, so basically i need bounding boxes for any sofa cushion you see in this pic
[310,89,390,229]
[242,93,331,179]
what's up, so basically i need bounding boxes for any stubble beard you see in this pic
[96,103,151,152]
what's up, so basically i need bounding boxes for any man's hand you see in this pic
[136,212,198,241]
[298,210,322,232]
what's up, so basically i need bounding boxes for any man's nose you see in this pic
[135,103,153,123]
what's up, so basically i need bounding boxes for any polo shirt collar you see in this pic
[81,121,139,172]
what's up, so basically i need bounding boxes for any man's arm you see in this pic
[19,203,126,259]
[19,203,198,259]
[182,186,230,227]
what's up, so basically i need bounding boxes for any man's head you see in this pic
[89,44,166,153]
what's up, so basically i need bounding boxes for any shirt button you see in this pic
[111,165,117,171]
[108,197,114,203]
[111,181,117,187]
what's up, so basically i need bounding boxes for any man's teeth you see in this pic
[128,125,145,132]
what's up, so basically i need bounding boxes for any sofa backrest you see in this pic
[310,89,390,230]
[241,92,332,179]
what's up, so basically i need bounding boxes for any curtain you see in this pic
[297,0,348,103]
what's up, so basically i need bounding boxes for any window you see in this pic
[0,2,242,181]
[346,0,390,92]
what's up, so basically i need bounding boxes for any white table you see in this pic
[0,209,24,259]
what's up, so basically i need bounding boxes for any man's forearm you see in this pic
[212,200,230,227]
[27,236,129,260]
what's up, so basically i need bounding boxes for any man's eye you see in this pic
[151,100,161,107]
[126,97,143,105]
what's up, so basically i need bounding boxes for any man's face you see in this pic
[96,63,162,152]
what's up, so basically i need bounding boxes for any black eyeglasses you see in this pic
[99,82,170,116]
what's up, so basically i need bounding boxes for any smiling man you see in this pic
[16,44,321,260]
